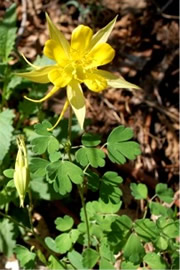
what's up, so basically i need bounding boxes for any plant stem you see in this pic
[66,107,91,247]
[78,185,91,247]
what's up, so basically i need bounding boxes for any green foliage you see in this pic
[155,183,174,203]
[0,219,18,257]
[143,252,168,269]
[48,255,66,269]
[130,183,148,200]
[46,160,83,195]
[82,248,99,268]
[68,250,84,269]
[0,109,14,162]
[76,147,105,168]
[14,245,36,269]
[0,4,17,62]
[107,126,141,164]
[55,215,74,231]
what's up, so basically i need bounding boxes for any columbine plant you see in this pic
[17,14,139,130]
[1,7,178,270]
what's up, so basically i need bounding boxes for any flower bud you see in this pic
[14,135,30,207]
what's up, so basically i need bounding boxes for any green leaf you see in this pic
[155,236,168,250]
[76,147,105,168]
[55,215,74,231]
[46,161,83,195]
[0,4,17,62]
[45,237,60,253]
[149,202,173,217]
[14,245,36,269]
[70,229,79,243]
[134,219,159,242]
[30,158,49,177]
[100,171,123,204]
[48,255,66,269]
[31,121,59,154]
[121,261,139,270]
[0,218,18,257]
[143,252,168,269]
[86,171,100,192]
[68,250,84,269]
[130,183,148,200]
[0,109,14,162]
[81,133,101,146]
[3,168,14,178]
[99,241,115,263]
[107,126,141,164]
[123,233,145,264]
[155,183,174,203]
[100,258,115,269]
[55,233,72,254]
[157,217,179,238]
[82,248,99,268]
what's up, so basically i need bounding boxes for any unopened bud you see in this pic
[14,135,30,207]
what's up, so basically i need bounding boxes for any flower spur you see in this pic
[17,14,139,131]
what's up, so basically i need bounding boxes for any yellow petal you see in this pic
[47,99,69,131]
[89,16,118,50]
[20,53,39,69]
[84,72,107,92]
[87,43,115,68]
[45,13,70,56]
[71,25,93,55]
[48,67,72,87]
[43,39,69,66]
[67,80,85,129]
[16,66,53,83]
[24,85,59,103]
[96,70,140,90]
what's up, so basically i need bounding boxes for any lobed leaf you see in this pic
[130,183,148,200]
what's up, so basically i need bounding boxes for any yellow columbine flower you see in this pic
[14,135,30,207]
[17,14,139,130]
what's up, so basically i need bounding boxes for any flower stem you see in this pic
[66,107,91,247]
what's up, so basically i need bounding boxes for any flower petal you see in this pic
[43,39,69,66]
[24,85,59,103]
[67,80,86,129]
[89,16,118,50]
[16,66,53,83]
[87,43,115,68]
[71,25,93,55]
[48,67,72,87]
[46,13,70,56]
[20,53,39,69]
[96,70,140,90]
[84,72,107,92]
[47,99,69,131]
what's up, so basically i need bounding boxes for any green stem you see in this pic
[66,107,91,247]
[78,186,91,247]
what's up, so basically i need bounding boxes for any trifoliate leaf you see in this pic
[55,215,74,231]
[0,4,17,62]
[81,133,101,146]
[155,183,174,203]
[55,233,72,254]
[107,126,141,164]
[68,250,84,269]
[46,161,83,195]
[143,252,168,269]
[130,183,148,200]
[134,219,159,242]
[123,233,145,264]
[14,245,36,269]
[76,147,105,168]
[0,109,14,162]
[82,248,99,268]
[100,171,123,204]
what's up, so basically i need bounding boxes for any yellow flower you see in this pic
[14,135,30,207]
[17,14,139,130]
